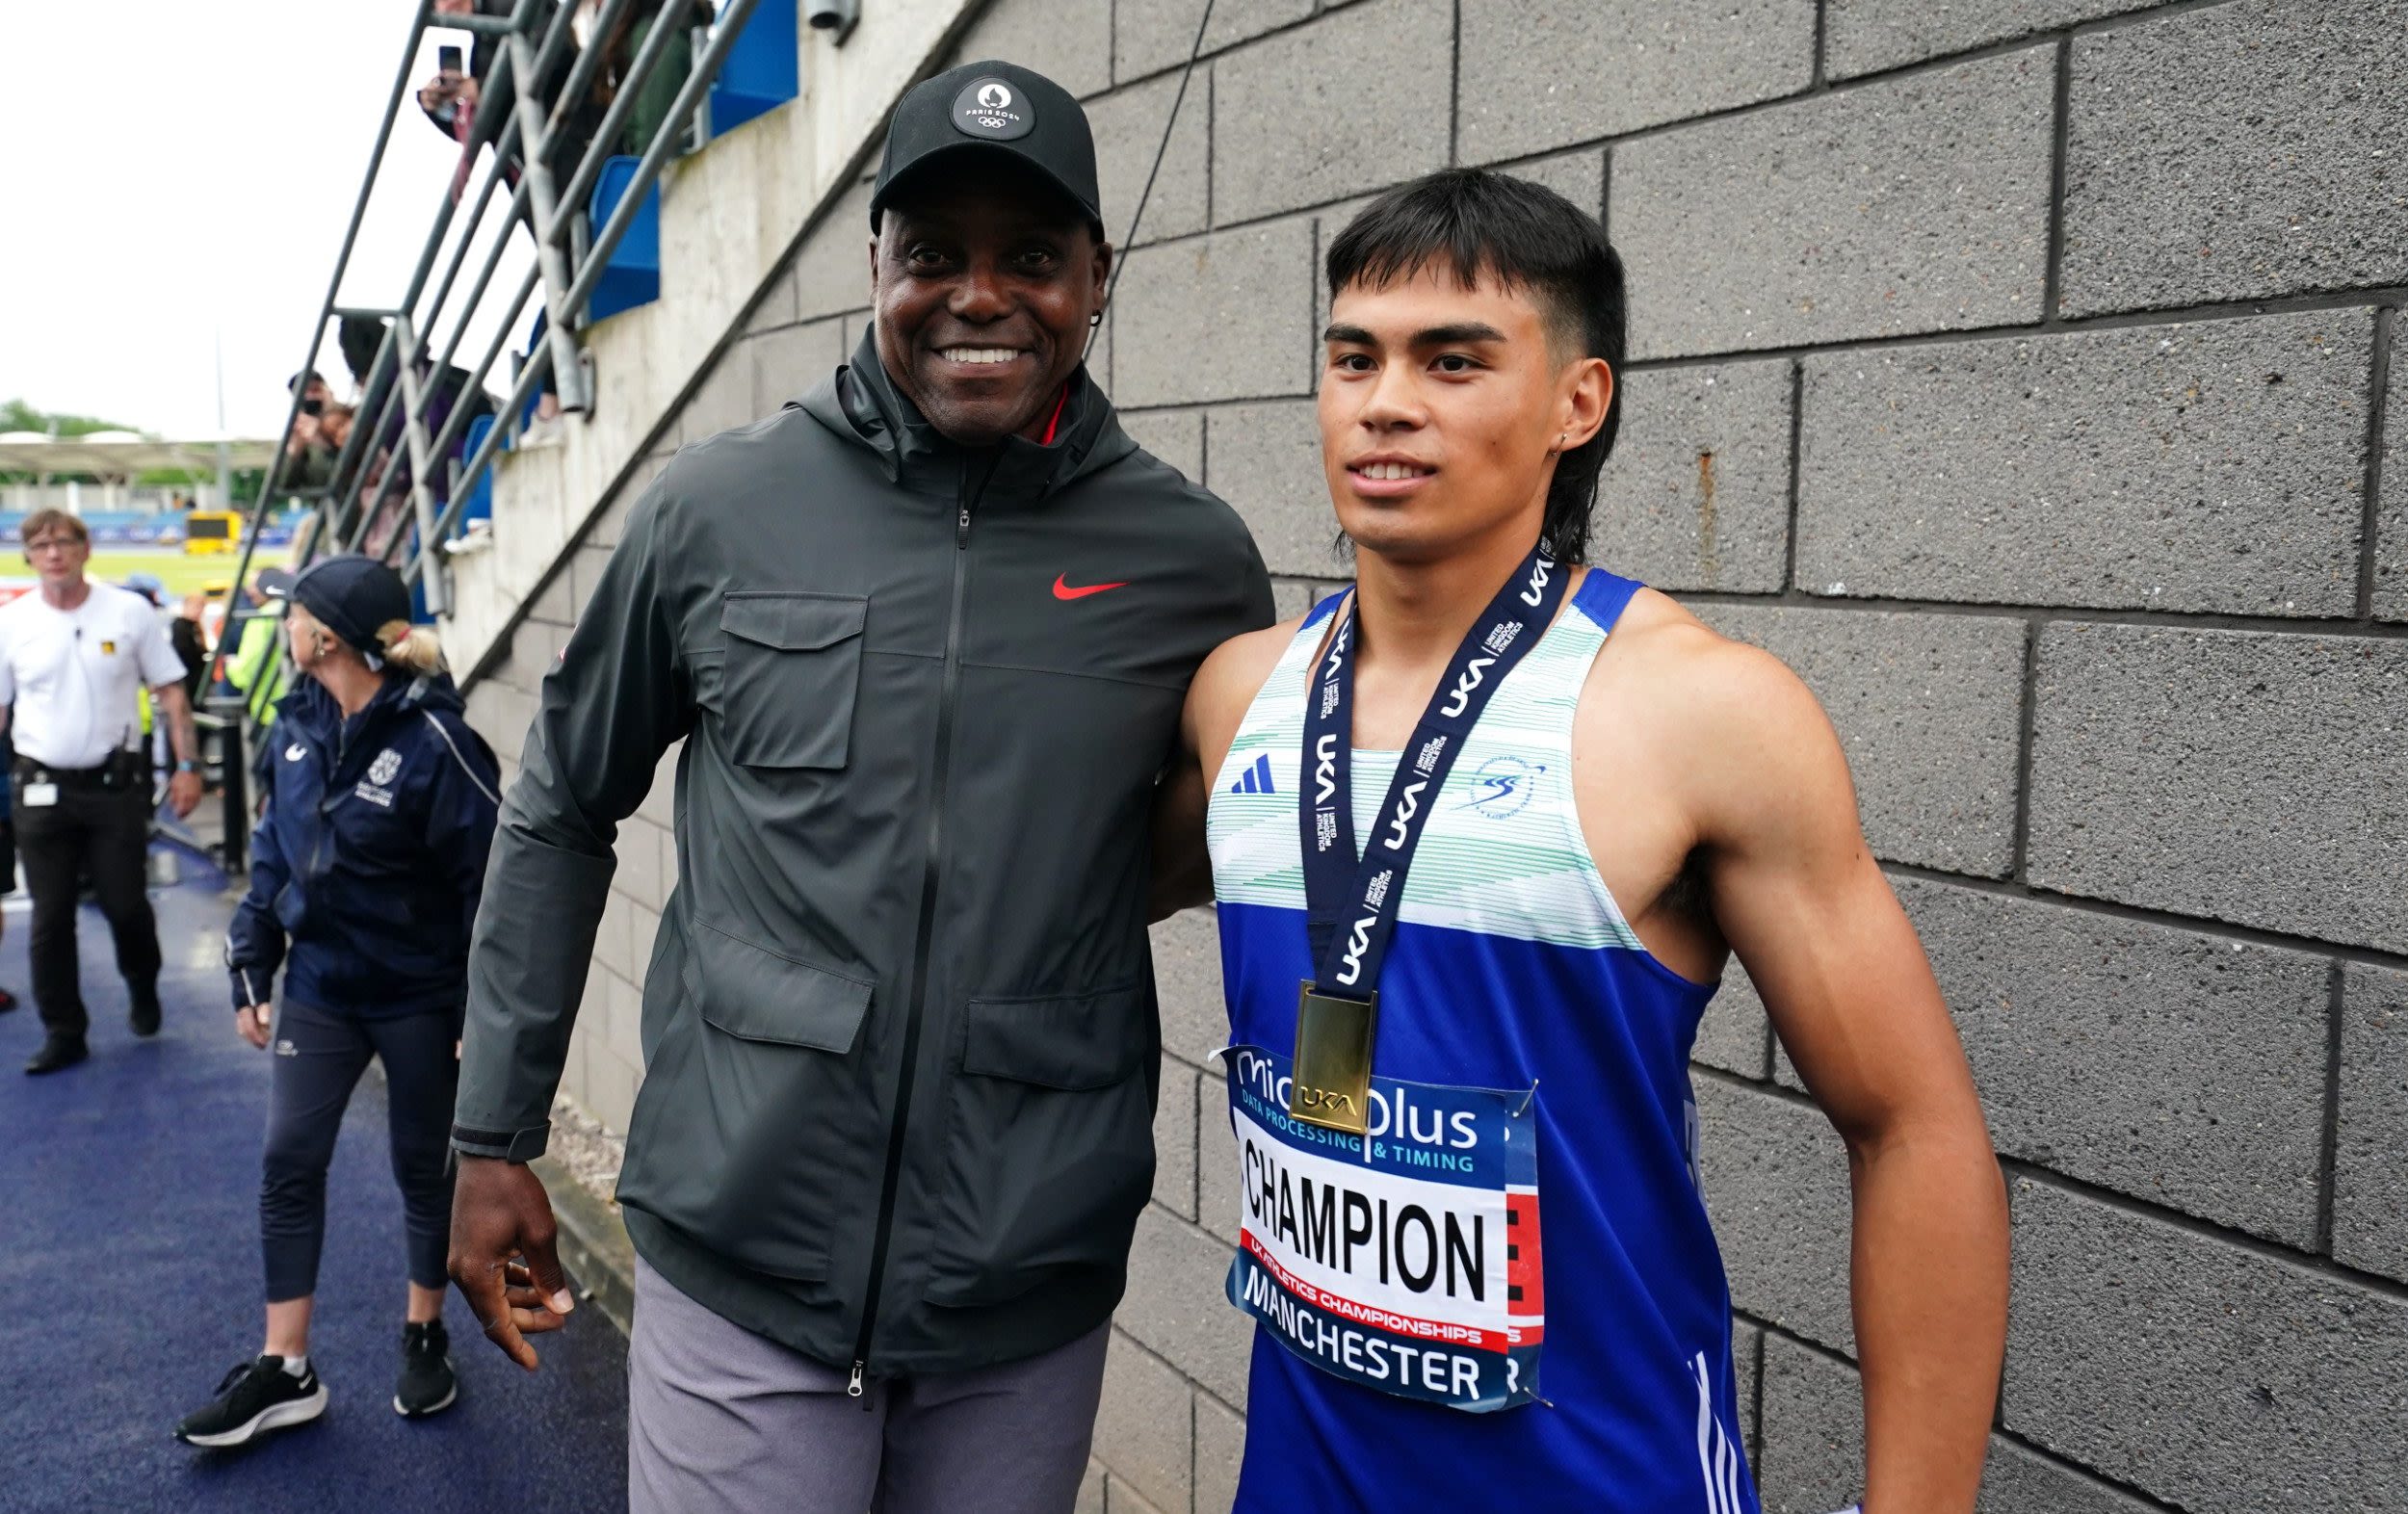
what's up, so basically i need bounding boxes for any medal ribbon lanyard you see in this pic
[1289,543,1569,1132]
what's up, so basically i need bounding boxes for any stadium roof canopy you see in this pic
[0,432,279,478]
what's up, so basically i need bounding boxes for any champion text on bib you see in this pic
[1218,1043,1543,1413]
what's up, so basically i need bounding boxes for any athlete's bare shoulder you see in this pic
[1577,586,1851,843]
[1184,614,1310,779]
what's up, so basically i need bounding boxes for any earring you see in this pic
[1088,311,1104,327]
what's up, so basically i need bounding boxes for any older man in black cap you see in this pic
[448,59,1271,1513]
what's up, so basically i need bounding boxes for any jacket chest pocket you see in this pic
[719,593,867,770]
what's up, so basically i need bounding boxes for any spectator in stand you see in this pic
[418,1,711,207]
[175,557,502,1449]
[320,403,355,461]
[338,315,496,562]
[286,369,339,494]
[566,0,713,161]
[419,0,579,202]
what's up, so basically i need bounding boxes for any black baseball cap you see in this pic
[290,555,412,660]
[870,61,1102,236]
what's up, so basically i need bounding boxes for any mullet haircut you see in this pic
[1323,169,1627,563]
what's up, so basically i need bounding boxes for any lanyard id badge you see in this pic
[1289,544,1568,1134]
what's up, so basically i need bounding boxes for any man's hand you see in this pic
[167,770,202,819]
[449,1155,576,1371]
[285,414,320,456]
[235,1005,270,1049]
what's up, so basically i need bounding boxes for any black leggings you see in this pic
[259,999,458,1302]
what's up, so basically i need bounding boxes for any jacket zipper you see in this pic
[849,453,993,1400]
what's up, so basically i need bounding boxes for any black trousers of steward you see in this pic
[13,766,159,1041]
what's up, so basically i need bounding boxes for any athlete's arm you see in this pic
[1677,630,2007,1514]
[1152,624,1302,921]
[1149,754,1211,922]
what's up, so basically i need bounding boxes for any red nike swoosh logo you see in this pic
[1053,575,1130,601]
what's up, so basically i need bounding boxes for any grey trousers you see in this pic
[628,1256,1110,1514]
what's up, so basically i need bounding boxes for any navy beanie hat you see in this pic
[290,556,413,666]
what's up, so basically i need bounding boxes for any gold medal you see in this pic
[1290,982,1377,1135]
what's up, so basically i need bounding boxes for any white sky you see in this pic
[0,3,537,440]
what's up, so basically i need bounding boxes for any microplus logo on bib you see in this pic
[951,78,1034,139]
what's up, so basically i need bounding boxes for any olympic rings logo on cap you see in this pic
[951,76,1034,140]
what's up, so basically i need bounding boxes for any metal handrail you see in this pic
[213,0,792,759]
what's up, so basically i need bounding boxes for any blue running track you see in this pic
[0,851,628,1514]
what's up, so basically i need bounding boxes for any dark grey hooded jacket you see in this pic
[453,333,1272,1377]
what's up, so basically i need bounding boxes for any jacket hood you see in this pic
[796,328,1137,496]
[278,667,468,742]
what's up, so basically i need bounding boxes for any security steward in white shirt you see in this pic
[0,509,204,1074]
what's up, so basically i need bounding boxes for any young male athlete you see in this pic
[1166,170,2009,1512]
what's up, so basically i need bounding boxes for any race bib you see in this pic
[1217,1044,1543,1413]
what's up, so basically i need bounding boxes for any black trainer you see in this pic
[129,986,162,1037]
[174,1356,327,1448]
[23,1034,87,1075]
[395,1319,458,1418]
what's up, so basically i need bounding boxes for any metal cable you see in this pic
[1095,0,1217,339]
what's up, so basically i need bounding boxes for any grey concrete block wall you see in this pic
[1593,358,1794,593]
[2379,323,2405,623]
[2057,0,2408,317]
[1610,47,2055,357]
[1821,0,2159,79]
[1901,878,2331,1245]
[2005,1179,2408,1514]
[1207,0,1453,223]
[2027,625,2408,953]
[2337,963,2408,1281]
[1795,311,2375,615]
[1701,604,2027,877]
[454,2,2408,1510]
[1454,0,1816,165]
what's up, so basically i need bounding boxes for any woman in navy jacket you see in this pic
[176,557,501,1449]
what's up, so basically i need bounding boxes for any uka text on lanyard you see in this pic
[1291,542,1568,1135]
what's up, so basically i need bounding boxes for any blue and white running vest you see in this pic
[1207,569,1759,1513]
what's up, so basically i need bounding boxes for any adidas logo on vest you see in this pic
[1229,753,1275,796]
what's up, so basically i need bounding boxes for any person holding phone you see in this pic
[173,558,501,1449]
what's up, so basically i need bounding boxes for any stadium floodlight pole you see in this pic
[544,0,700,245]
[559,0,759,326]
[388,314,451,616]
[210,0,436,698]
